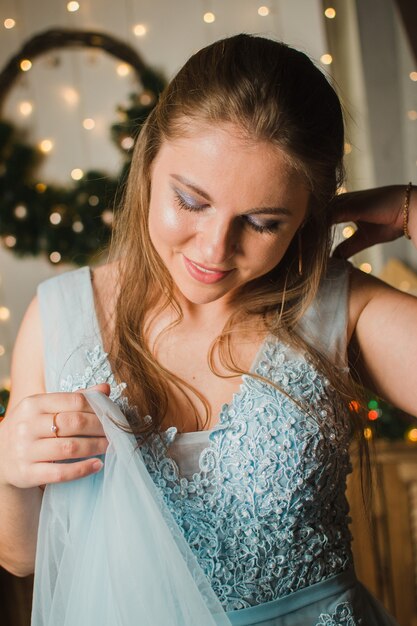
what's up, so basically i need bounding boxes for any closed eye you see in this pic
[173,188,281,234]
[173,190,207,212]
[243,215,282,234]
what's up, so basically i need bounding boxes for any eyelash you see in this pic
[173,191,281,235]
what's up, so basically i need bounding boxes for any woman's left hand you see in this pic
[330,185,413,258]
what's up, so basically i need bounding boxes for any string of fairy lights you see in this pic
[5,0,411,280]
[0,3,416,437]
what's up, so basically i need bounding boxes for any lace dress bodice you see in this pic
[38,259,355,613]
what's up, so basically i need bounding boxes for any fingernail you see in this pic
[92,459,104,472]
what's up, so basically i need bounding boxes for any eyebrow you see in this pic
[170,174,293,217]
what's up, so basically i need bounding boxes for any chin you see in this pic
[174,281,231,306]
[180,290,227,306]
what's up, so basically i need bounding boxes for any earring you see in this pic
[298,230,303,277]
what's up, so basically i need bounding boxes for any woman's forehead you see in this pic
[157,117,308,182]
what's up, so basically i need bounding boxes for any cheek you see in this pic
[253,240,289,275]
[148,196,189,247]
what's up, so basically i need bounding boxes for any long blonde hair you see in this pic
[107,34,368,489]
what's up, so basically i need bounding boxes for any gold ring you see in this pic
[51,413,59,438]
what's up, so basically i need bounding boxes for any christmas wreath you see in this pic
[0,28,166,265]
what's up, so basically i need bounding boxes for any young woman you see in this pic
[0,34,415,625]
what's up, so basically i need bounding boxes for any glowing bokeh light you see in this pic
[121,136,134,150]
[88,195,99,206]
[61,87,79,106]
[67,1,80,12]
[50,251,62,263]
[117,63,130,77]
[258,6,270,16]
[20,59,32,72]
[133,24,147,37]
[360,262,372,274]
[71,168,84,180]
[101,210,114,225]
[364,427,373,440]
[19,101,33,116]
[72,220,84,233]
[342,226,355,239]
[320,54,333,65]
[49,212,62,225]
[324,8,336,18]
[4,236,16,248]
[0,307,10,322]
[83,117,95,130]
[14,204,28,219]
[407,428,417,442]
[39,139,53,153]
[203,12,215,23]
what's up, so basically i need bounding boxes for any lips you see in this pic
[183,255,233,284]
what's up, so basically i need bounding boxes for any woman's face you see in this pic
[148,122,309,309]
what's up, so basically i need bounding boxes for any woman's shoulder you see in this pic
[346,260,413,342]
[36,264,90,300]
[90,260,120,309]
[90,260,120,299]
[36,260,119,306]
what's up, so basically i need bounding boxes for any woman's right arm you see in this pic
[0,296,109,577]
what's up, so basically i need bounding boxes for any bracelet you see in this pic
[403,181,413,240]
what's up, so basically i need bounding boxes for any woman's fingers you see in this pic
[24,457,105,488]
[23,383,111,418]
[37,411,107,439]
[0,383,112,488]
[30,435,109,463]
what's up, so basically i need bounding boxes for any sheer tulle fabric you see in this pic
[31,391,231,626]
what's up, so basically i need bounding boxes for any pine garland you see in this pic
[0,28,166,265]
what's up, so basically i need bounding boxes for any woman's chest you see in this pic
[154,328,266,432]
[142,341,353,557]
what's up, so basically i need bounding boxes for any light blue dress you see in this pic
[32,259,399,626]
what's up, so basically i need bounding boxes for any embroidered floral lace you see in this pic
[61,338,354,612]
[315,601,362,625]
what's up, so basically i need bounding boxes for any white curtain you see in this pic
[324,0,417,277]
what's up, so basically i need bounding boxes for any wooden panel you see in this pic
[0,568,33,626]
[348,441,417,626]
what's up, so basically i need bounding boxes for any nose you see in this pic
[197,215,239,266]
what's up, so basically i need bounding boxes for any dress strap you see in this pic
[298,258,352,369]
[37,266,101,392]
